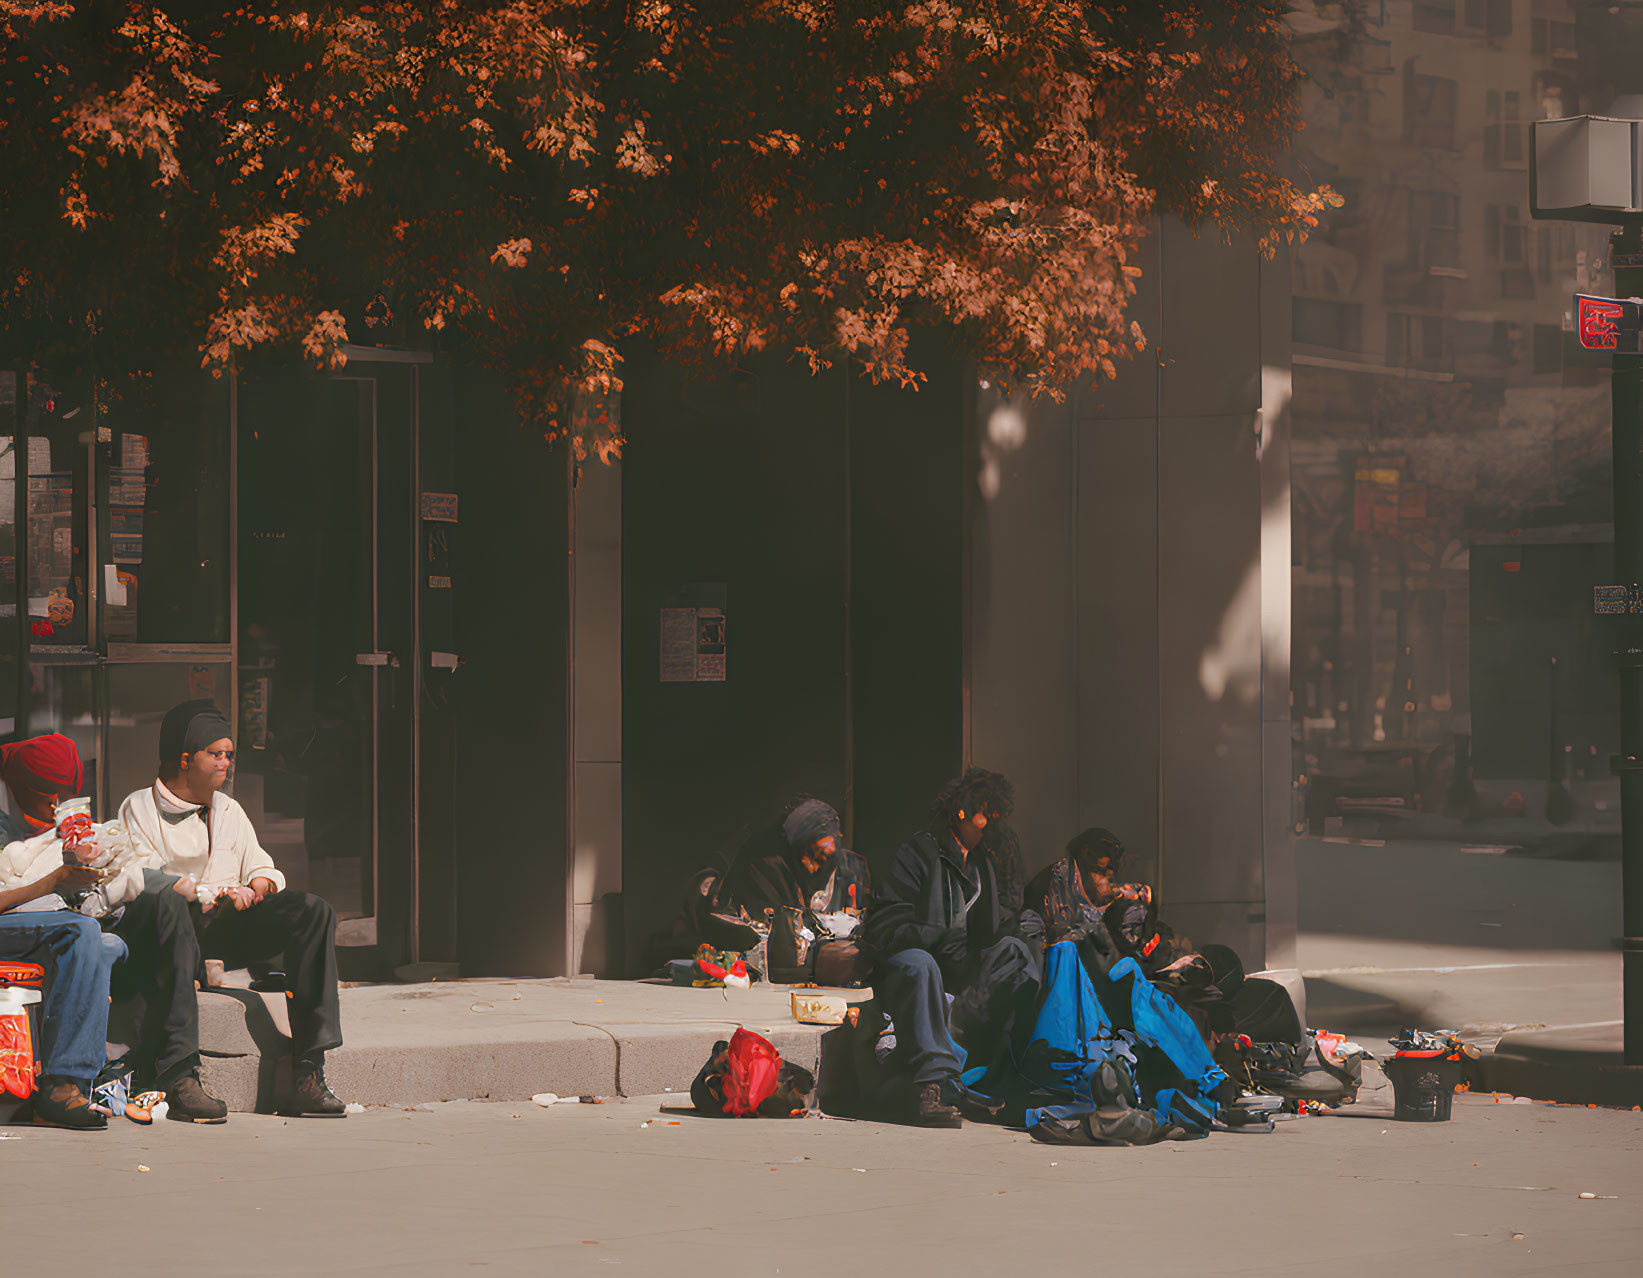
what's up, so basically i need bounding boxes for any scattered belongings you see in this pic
[669,944,753,989]
[690,1028,814,1117]
[1215,1028,1369,1110]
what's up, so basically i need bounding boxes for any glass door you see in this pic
[236,356,418,966]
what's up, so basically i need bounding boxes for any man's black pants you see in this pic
[109,888,201,1088]
[196,889,343,1070]
[111,888,343,1084]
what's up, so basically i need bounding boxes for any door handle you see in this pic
[355,652,400,668]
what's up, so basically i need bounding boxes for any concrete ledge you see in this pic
[10,977,848,1116]
[247,977,836,1111]
[1481,1022,1643,1109]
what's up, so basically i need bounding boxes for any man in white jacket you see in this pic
[116,699,347,1119]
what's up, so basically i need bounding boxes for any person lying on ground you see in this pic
[860,768,1042,1129]
[708,797,872,985]
[0,736,127,1131]
[115,699,348,1122]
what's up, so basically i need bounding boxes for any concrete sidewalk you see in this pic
[193,976,855,1112]
[1482,1022,1643,1109]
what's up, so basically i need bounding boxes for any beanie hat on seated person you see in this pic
[158,699,233,773]
[0,733,85,829]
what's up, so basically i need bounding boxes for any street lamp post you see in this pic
[1532,100,1643,1066]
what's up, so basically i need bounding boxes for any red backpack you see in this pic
[720,1028,783,1116]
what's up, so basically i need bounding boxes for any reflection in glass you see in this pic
[1290,3,1623,828]
[25,664,97,813]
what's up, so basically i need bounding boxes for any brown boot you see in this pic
[291,1066,347,1117]
[165,1071,229,1124]
[906,1082,962,1129]
[31,1080,108,1131]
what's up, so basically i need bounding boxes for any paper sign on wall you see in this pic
[660,606,726,682]
[420,492,459,523]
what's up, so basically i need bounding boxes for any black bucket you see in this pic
[1384,1052,1462,1122]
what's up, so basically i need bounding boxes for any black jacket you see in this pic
[863,830,1029,965]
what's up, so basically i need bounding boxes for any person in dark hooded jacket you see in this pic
[699,798,871,984]
[722,798,868,920]
[860,769,1041,1128]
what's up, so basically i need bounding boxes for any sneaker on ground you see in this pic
[125,1090,165,1125]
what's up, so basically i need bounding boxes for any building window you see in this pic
[1485,90,1527,169]
[1485,204,1526,263]
[1533,324,1563,375]
[1503,205,1524,263]
[1294,298,1363,351]
[1415,0,1457,34]
[1405,69,1459,149]
[1407,190,1461,267]
[1455,319,1508,365]
[1388,313,1452,369]
[1530,17,1574,57]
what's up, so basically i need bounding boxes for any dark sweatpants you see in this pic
[111,888,342,1084]
[880,935,1040,1086]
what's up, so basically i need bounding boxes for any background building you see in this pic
[1287,0,1631,836]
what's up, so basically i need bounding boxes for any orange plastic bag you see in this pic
[0,962,44,1100]
[720,1028,782,1117]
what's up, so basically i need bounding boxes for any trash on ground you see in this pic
[791,991,850,1025]
[136,1165,151,1173]
[469,1003,493,1013]
[1383,1027,1483,1123]
[344,1102,365,1114]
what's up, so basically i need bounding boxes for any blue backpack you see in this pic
[965,940,1216,1144]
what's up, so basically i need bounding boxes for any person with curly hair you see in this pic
[860,768,1041,1128]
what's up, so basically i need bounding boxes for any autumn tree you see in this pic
[0,1,1335,454]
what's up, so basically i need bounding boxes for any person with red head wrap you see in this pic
[0,733,85,842]
[0,734,124,1130]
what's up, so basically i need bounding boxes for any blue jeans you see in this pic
[881,938,1040,1087]
[880,948,965,1086]
[0,909,126,1086]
